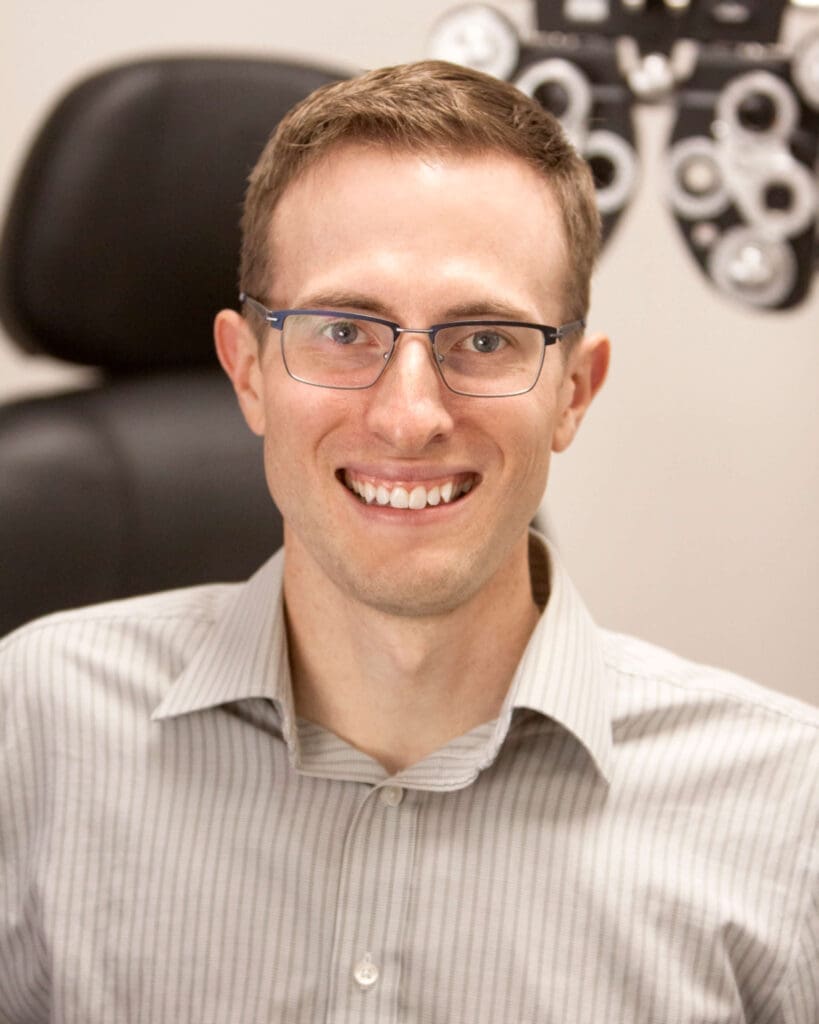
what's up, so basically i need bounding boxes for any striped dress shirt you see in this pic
[0,534,816,1023]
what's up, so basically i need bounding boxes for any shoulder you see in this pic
[599,632,818,1020]
[0,583,237,650]
[0,583,238,710]
[1,582,236,639]
[601,628,818,730]
[600,629,818,823]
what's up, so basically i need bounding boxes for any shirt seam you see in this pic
[761,809,819,1018]
[0,608,219,655]
[602,655,819,732]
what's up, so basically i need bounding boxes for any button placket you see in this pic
[325,785,420,1022]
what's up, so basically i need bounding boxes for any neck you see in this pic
[283,533,541,774]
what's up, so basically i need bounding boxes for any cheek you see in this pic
[506,393,563,497]
[533,365,573,451]
[550,378,578,453]
[522,436,553,497]
[256,380,307,510]
[513,382,562,455]
[486,404,554,514]
[258,384,355,494]
[259,433,291,514]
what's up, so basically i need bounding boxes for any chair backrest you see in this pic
[0,56,346,636]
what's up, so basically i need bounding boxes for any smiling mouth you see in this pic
[341,470,478,510]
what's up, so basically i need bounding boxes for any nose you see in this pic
[364,333,455,452]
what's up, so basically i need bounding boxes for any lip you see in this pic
[341,464,478,485]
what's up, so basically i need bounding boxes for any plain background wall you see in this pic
[2,0,817,705]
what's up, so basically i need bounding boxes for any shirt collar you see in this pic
[152,532,613,784]
[151,549,298,749]
[500,532,614,781]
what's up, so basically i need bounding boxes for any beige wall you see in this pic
[2,0,817,705]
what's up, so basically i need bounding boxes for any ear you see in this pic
[551,331,610,453]
[214,309,266,436]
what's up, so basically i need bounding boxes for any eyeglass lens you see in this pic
[280,313,545,396]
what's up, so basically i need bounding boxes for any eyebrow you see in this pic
[295,291,537,324]
[441,300,535,323]
[296,291,393,316]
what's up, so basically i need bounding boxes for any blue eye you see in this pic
[326,321,360,345]
[467,330,505,354]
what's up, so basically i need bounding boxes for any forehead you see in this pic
[266,143,570,318]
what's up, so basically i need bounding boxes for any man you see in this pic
[0,61,816,1023]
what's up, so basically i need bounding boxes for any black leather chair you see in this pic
[0,56,346,636]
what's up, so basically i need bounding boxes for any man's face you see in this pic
[217,144,606,618]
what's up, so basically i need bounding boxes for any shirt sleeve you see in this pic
[778,820,819,1024]
[0,629,51,1024]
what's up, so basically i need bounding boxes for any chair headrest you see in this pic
[0,56,345,371]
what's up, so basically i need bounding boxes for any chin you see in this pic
[331,556,484,619]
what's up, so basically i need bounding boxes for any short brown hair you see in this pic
[240,60,601,321]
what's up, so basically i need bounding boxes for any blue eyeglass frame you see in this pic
[239,293,585,397]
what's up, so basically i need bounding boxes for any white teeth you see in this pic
[409,486,427,510]
[345,474,475,508]
[390,487,410,509]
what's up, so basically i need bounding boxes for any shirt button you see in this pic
[380,785,404,807]
[354,952,379,990]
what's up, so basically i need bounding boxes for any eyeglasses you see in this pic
[240,294,584,398]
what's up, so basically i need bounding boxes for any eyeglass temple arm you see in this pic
[554,319,585,342]
[239,293,284,329]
